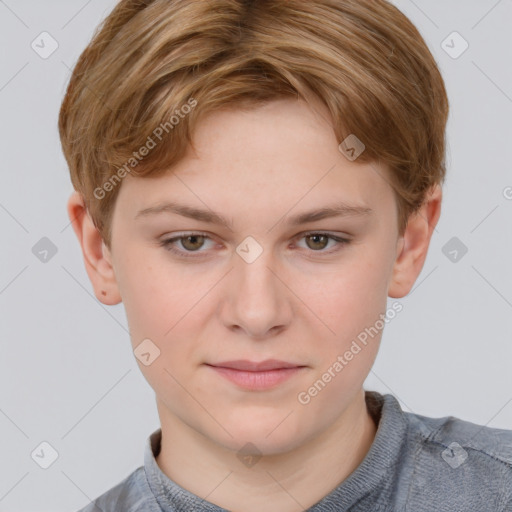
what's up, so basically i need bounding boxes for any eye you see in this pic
[160,232,214,256]
[159,231,351,258]
[295,232,351,254]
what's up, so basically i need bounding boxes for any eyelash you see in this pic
[159,231,351,258]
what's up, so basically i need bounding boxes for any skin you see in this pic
[68,96,441,512]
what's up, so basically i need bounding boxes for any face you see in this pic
[100,97,406,454]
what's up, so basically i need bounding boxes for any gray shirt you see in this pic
[76,391,512,511]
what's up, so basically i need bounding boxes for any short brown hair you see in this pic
[59,0,449,248]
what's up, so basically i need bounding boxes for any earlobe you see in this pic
[388,185,442,298]
[66,191,122,305]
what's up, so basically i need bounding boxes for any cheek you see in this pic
[304,257,389,337]
[116,255,192,339]
[117,258,205,383]
[295,263,388,414]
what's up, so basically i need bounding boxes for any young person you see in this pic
[59,1,512,510]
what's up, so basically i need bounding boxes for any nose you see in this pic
[220,246,293,339]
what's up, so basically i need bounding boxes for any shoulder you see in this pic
[74,466,162,512]
[401,406,512,511]
[405,408,512,467]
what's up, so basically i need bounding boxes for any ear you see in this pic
[388,184,442,298]
[66,191,122,305]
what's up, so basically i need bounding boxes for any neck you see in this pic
[155,389,377,512]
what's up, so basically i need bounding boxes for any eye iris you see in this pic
[306,234,328,250]
[182,235,205,251]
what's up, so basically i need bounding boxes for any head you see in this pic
[60,0,448,455]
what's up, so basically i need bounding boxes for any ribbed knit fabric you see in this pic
[76,391,512,512]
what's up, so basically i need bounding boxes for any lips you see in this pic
[205,360,306,390]
[206,359,304,371]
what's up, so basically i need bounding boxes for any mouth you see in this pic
[204,360,307,390]
[206,359,305,371]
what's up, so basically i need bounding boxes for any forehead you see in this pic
[116,98,396,224]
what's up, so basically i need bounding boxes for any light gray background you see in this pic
[0,0,511,510]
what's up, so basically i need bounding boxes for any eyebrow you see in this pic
[134,200,374,228]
